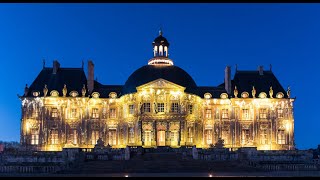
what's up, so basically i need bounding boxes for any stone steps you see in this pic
[60,152,261,174]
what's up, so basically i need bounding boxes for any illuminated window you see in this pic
[129,127,134,144]
[277,129,286,144]
[102,108,107,118]
[222,130,229,144]
[277,108,284,118]
[259,108,267,119]
[71,108,77,118]
[92,108,99,118]
[205,109,212,119]
[50,129,59,145]
[188,127,193,143]
[157,103,164,112]
[242,109,250,120]
[241,129,250,145]
[142,103,151,113]
[32,108,38,118]
[222,109,228,119]
[91,130,99,145]
[31,129,39,145]
[129,105,134,115]
[205,129,212,145]
[108,129,117,146]
[214,108,220,119]
[51,108,58,118]
[188,105,193,114]
[109,108,116,118]
[72,129,77,144]
[260,129,268,145]
[171,102,179,113]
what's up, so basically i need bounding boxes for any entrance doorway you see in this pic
[144,131,151,146]
[157,130,166,146]
[170,131,179,146]
[108,129,117,146]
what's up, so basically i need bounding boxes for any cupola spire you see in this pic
[148,29,173,66]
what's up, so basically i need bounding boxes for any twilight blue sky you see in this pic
[0,3,319,149]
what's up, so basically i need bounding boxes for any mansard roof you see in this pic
[231,70,288,98]
[196,86,228,98]
[93,81,123,98]
[25,67,87,97]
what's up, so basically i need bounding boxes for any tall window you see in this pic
[222,109,228,119]
[129,127,135,144]
[157,103,165,113]
[242,109,250,120]
[91,130,99,145]
[188,105,193,114]
[92,108,99,118]
[102,108,107,118]
[32,108,38,118]
[260,129,268,144]
[205,129,212,145]
[142,103,151,113]
[277,108,284,118]
[50,129,59,145]
[221,130,229,145]
[277,129,286,144]
[108,129,117,146]
[31,129,39,145]
[171,102,179,113]
[241,129,250,145]
[188,127,193,143]
[109,108,116,118]
[51,108,58,118]
[72,129,77,144]
[205,109,212,119]
[214,108,220,119]
[71,108,77,118]
[259,108,267,119]
[129,105,134,115]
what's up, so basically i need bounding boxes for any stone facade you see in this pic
[19,31,295,151]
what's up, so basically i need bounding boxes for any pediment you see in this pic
[136,78,186,91]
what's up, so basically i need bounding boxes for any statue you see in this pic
[287,86,291,98]
[43,84,48,97]
[234,86,238,98]
[62,84,67,97]
[252,86,256,98]
[82,84,86,97]
[269,86,273,98]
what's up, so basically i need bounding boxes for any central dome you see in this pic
[122,65,197,95]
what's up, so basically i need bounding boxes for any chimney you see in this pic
[258,65,264,75]
[224,66,231,94]
[87,60,94,94]
[53,60,60,74]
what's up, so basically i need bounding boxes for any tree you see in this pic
[214,138,225,148]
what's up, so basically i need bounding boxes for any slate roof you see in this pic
[93,81,123,98]
[230,70,288,98]
[122,65,198,95]
[24,67,87,97]
[196,86,228,98]
[24,65,288,99]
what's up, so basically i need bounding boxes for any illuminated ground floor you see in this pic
[22,117,294,151]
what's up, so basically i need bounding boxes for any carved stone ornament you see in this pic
[43,84,48,97]
[252,86,256,98]
[234,86,238,98]
[269,86,273,98]
[62,84,67,97]
[287,86,291,98]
